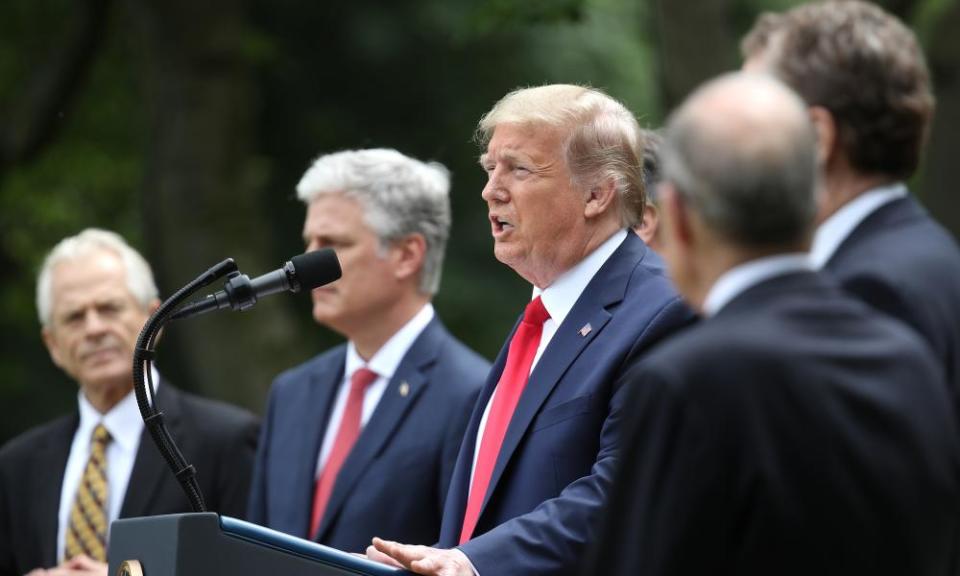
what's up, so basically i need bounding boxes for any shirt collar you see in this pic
[344,303,435,379]
[702,253,813,317]
[534,229,627,326]
[76,366,155,453]
[810,182,907,268]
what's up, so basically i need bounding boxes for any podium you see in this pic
[108,513,407,575]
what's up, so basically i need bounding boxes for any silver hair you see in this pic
[36,228,159,327]
[660,73,817,245]
[475,84,646,228]
[296,148,451,295]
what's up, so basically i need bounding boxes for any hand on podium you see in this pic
[367,538,475,576]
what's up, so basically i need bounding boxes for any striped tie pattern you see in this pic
[65,424,111,561]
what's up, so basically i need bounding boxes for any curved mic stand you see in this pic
[131,258,239,513]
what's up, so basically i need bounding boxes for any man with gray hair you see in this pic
[0,228,259,576]
[247,149,489,552]
[590,72,960,575]
[369,85,691,575]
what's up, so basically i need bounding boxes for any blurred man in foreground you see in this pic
[743,0,960,417]
[591,72,960,576]
[368,85,692,575]
[248,149,489,552]
[0,228,259,576]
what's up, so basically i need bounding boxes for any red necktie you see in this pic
[310,366,378,539]
[460,296,550,544]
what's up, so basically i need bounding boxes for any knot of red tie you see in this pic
[350,367,379,393]
[523,296,550,326]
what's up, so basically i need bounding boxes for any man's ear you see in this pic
[584,178,618,219]
[635,202,660,245]
[391,234,427,283]
[808,106,838,168]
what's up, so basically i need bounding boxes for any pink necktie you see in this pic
[460,297,550,543]
[310,367,378,539]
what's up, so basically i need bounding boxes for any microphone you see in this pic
[170,249,341,321]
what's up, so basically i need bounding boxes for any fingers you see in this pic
[371,537,427,567]
[62,555,105,571]
[365,543,405,568]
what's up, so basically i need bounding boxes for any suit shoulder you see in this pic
[170,388,259,437]
[0,414,75,465]
[834,210,960,278]
[435,332,490,378]
[271,345,346,392]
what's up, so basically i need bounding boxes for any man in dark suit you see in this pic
[368,85,692,575]
[247,149,489,552]
[0,228,259,576]
[743,0,960,417]
[590,72,960,576]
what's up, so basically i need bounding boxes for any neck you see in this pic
[83,380,133,414]
[527,220,621,289]
[688,241,808,312]
[351,294,430,360]
[818,167,896,225]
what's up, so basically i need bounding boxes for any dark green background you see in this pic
[2,0,958,444]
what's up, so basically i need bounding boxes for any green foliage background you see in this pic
[1,0,956,444]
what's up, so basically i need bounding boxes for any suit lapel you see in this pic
[120,382,183,517]
[315,320,441,540]
[479,235,641,514]
[35,415,77,565]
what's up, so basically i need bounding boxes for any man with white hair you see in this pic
[369,85,692,575]
[247,149,489,552]
[0,228,259,576]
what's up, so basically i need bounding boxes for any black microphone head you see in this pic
[291,249,342,291]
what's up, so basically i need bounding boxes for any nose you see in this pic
[83,309,108,336]
[481,169,508,204]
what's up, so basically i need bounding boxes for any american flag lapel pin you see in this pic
[579,323,592,337]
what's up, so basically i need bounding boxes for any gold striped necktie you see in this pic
[65,423,111,562]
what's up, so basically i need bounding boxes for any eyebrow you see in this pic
[479,150,530,167]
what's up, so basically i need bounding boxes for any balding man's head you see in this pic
[661,72,817,248]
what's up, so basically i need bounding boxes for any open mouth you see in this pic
[491,215,514,235]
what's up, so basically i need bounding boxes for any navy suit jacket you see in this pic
[825,195,960,416]
[590,271,960,576]
[247,317,488,553]
[440,233,694,575]
[0,382,259,575]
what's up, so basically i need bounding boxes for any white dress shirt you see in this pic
[809,182,907,269]
[469,229,628,487]
[314,303,436,476]
[56,369,157,562]
[702,254,814,317]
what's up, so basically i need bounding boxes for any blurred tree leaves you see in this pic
[1,0,957,446]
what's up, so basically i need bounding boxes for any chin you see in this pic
[83,371,136,394]
[311,305,340,327]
